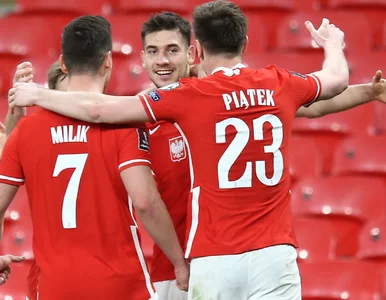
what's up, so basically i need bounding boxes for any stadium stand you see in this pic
[0,0,385,297]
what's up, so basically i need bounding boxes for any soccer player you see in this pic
[7,4,383,300]
[139,13,193,300]
[0,15,188,300]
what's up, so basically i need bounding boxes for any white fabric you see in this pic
[154,280,188,300]
[188,245,301,300]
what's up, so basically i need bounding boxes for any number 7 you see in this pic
[53,154,88,229]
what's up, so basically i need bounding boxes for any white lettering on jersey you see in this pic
[222,89,275,111]
[50,125,90,144]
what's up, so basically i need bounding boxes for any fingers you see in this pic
[16,62,32,70]
[321,18,330,27]
[13,66,34,85]
[5,254,25,263]
[375,70,383,82]
[176,280,189,292]
[305,21,317,35]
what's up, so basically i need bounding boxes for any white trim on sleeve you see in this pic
[140,94,158,122]
[118,159,151,170]
[0,174,24,183]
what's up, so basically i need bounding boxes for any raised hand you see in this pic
[13,61,34,85]
[372,70,386,103]
[305,18,345,49]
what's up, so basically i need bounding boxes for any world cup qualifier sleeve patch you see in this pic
[136,128,150,151]
[290,71,307,80]
[148,90,161,102]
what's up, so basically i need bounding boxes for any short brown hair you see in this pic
[193,0,247,56]
[47,61,65,90]
[141,12,191,47]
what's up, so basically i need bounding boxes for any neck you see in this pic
[202,55,243,75]
[66,75,105,93]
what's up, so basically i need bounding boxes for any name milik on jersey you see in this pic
[50,125,90,144]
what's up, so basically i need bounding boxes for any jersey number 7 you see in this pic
[53,153,89,229]
[216,114,284,188]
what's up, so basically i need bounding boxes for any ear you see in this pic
[187,45,196,65]
[59,54,68,74]
[195,39,204,61]
[141,50,146,68]
[242,35,249,55]
[105,51,113,69]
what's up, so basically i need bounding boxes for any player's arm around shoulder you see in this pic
[307,19,349,100]
[9,83,149,124]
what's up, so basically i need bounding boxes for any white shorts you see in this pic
[154,279,188,300]
[188,245,301,300]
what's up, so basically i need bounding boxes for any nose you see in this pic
[156,53,170,65]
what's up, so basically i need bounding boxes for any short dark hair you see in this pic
[193,0,247,56]
[61,15,112,75]
[141,12,191,47]
[47,61,66,90]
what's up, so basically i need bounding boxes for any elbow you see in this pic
[325,76,349,99]
[132,192,160,217]
[331,69,349,94]
[336,76,349,94]
[86,102,103,123]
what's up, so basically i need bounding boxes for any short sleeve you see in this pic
[117,127,151,172]
[0,123,24,186]
[277,68,322,109]
[139,81,190,123]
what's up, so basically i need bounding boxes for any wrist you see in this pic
[34,88,47,106]
[364,83,375,102]
[172,255,187,268]
[323,40,345,50]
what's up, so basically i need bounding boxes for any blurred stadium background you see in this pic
[1,0,386,299]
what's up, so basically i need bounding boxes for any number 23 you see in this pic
[216,115,284,189]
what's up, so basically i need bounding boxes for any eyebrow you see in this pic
[145,43,181,50]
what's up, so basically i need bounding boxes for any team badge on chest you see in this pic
[169,136,186,162]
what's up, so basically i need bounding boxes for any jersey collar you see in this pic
[211,63,247,75]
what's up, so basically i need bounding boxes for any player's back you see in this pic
[13,109,153,299]
[151,64,320,259]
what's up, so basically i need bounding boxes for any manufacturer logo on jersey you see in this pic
[290,71,307,80]
[159,82,181,91]
[148,90,161,102]
[137,128,150,152]
[169,136,186,162]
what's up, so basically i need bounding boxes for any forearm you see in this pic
[135,195,185,267]
[322,43,349,79]
[313,43,349,99]
[34,89,101,122]
[33,89,146,124]
[297,83,373,118]
[5,107,26,137]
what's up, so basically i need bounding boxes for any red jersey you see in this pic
[0,109,156,300]
[140,64,321,259]
[147,121,190,282]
